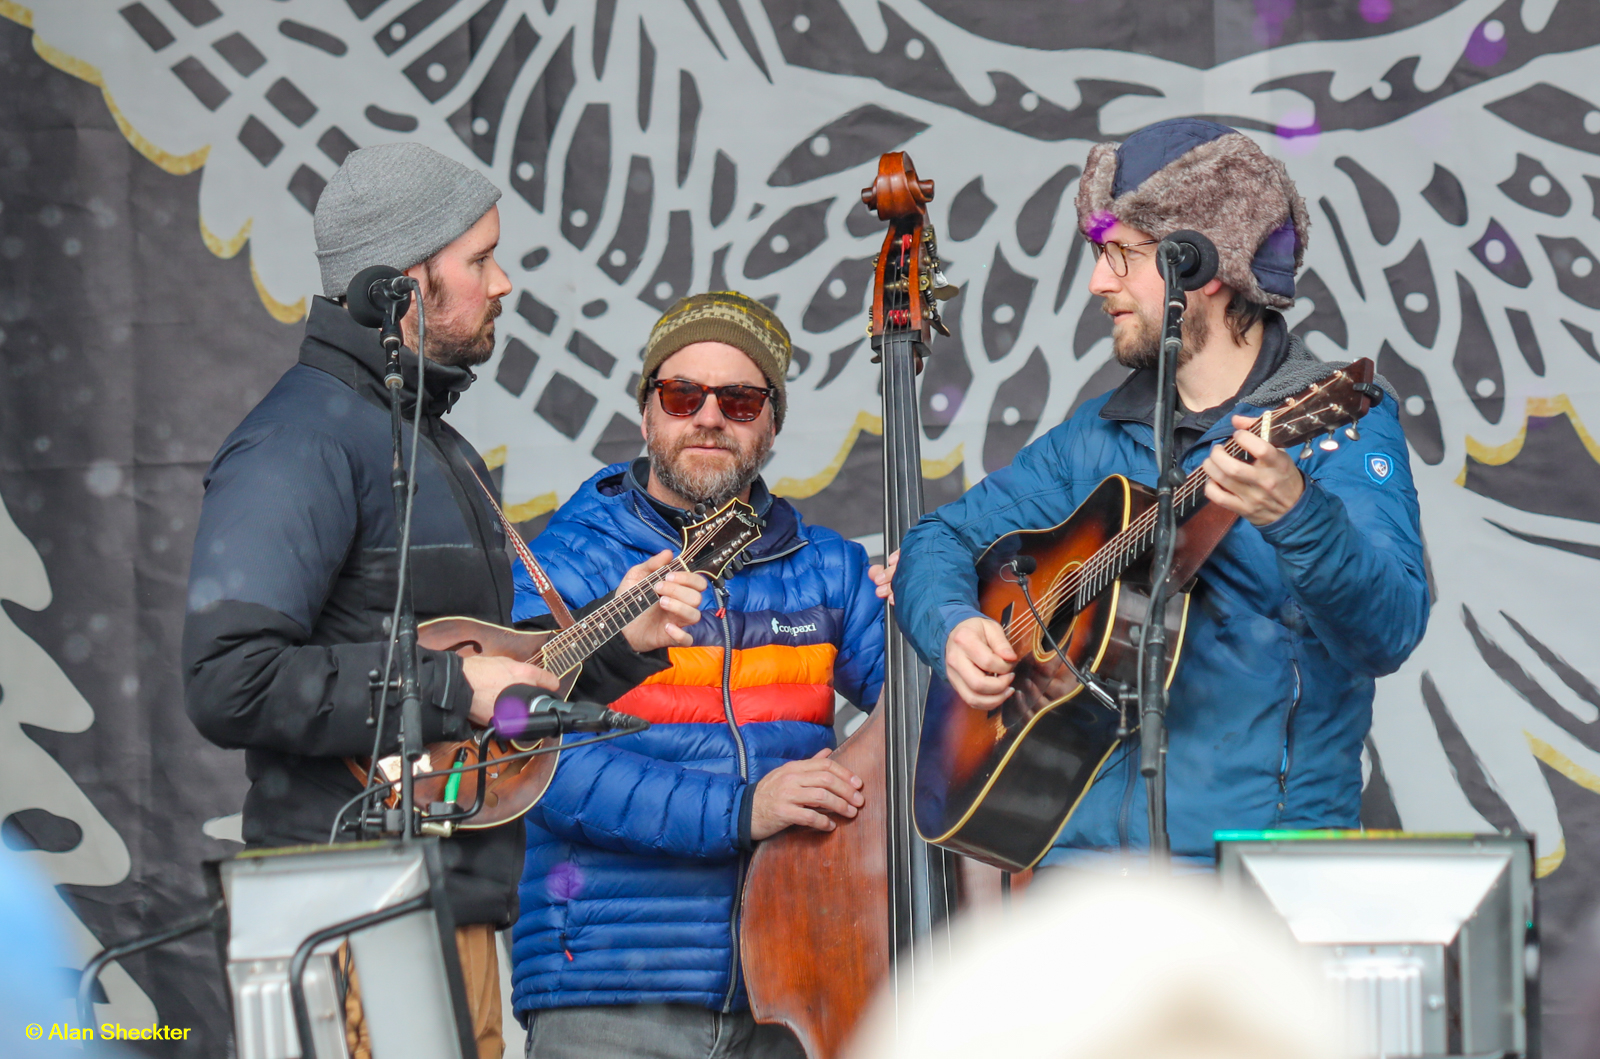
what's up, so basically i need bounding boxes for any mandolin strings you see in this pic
[537,509,734,674]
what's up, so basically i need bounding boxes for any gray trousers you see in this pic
[525,1004,805,1059]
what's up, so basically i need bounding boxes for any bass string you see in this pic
[539,514,733,672]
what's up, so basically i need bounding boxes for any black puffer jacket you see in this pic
[182,296,659,926]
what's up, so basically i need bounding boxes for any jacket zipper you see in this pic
[715,582,750,1013]
[1278,656,1303,803]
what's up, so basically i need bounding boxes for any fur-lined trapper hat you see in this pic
[1074,118,1309,308]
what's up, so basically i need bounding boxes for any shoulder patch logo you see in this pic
[1366,452,1394,484]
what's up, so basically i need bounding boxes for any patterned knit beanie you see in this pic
[638,292,792,430]
[1074,118,1310,308]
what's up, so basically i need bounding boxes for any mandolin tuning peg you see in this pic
[1299,440,1314,460]
[1344,422,1360,441]
[1319,430,1340,452]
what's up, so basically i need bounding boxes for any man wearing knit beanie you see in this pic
[503,292,887,1057]
[182,144,701,1059]
[893,119,1428,870]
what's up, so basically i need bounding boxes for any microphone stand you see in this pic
[1135,245,1186,867]
[1136,231,1215,867]
[378,288,425,841]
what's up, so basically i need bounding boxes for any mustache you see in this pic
[673,429,738,453]
[486,297,502,321]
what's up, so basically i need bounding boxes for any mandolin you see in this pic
[347,497,763,831]
[913,359,1385,872]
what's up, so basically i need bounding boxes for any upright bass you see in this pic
[739,153,966,1058]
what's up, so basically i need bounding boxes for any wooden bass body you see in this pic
[913,475,1201,872]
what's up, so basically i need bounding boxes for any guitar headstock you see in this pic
[860,152,957,362]
[1258,358,1384,452]
[680,499,763,579]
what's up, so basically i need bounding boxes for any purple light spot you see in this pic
[1253,0,1295,47]
[547,861,584,902]
[1464,21,1508,67]
[1359,0,1392,23]
[1275,110,1320,156]
[1085,211,1117,241]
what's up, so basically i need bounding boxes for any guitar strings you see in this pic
[998,401,1330,652]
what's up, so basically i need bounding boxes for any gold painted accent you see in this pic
[481,445,508,471]
[505,492,559,523]
[201,217,252,260]
[1525,732,1600,794]
[26,36,211,176]
[0,2,34,28]
[771,409,965,499]
[1536,837,1566,879]
[771,411,882,499]
[1460,396,1600,486]
[250,257,307,323]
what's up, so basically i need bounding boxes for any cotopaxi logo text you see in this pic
[771,617,818,635]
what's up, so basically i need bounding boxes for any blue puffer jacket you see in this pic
[508,461,884,1016]
[894,333,1429,861]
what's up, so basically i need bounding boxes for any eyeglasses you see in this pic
[1086,238,1159,277]
[649,378,773,422]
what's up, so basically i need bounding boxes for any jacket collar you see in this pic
[297,296,476,418]
[602,458,799,561]
[1099,310,1291,435]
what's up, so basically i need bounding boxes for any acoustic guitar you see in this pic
[348,497,763,830]
[913,359,1385,871]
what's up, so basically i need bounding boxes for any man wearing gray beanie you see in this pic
[893,119,1428,870]
[181,144,704,1058]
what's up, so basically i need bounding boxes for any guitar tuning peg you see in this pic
[930,269,959,301]
[1319,430,1340,452]
[1299,440,1314,460]
[1344,422,1360,441]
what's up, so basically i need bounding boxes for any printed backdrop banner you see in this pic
[3,0,1600,1054]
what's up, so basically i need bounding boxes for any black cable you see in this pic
[328,726,644,842]
[1004,559,1119,713]
[359,295,429,832]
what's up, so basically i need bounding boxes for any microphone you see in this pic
[490,685,649,742]
[1156,229,1220,291]
[345,264,419,329]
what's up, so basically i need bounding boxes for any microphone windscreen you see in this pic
[347,264,405,327]
[491,683,553,741]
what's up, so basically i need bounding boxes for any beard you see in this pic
[423,294,501,368]
[646,414,774,509]
[418,257,502,368]
[1106,297,1208,371]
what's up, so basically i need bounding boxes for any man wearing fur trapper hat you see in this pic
[891,119,1430,868]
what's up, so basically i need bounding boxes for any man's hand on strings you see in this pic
[945,616,1018,709]
[749,748,865,840]
[620,550,707,652]
[462,656,559,726]
[1202,415,1305,527]
[868,549,899,605]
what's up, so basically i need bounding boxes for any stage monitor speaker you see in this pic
[1216,831,1535,1059]
[206,839,474,1059]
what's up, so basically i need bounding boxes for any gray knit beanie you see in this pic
[314,142,502,299]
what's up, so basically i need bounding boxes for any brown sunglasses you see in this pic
[649,378,773,422]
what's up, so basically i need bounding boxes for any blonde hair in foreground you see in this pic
[845,873,1344,1059]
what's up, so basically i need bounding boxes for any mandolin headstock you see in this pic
[681,498,763,579]
[1258,358,1385,453]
